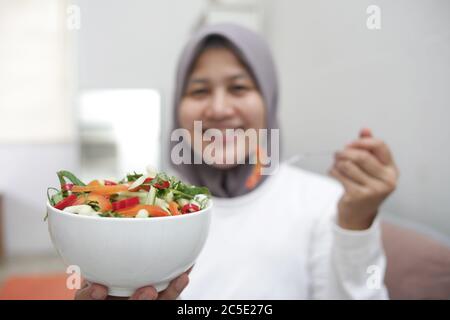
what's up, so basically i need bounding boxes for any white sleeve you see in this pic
[308,199,389,300]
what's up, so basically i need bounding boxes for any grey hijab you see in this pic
[169,23,280,198]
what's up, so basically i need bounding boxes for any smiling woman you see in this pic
[170,121,279,170]
[157,24,395,300]
[178,35,266,169]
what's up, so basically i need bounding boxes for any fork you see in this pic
[284,151,336,165]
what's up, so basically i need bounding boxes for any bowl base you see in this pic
[108,281,170,297]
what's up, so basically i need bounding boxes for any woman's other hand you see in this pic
[329,128,399,230]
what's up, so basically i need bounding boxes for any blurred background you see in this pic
[0,0,449,298]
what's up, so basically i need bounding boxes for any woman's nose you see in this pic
[205,89,234,119]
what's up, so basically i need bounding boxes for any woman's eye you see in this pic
[230,85,248,94]
[189,89,209,97]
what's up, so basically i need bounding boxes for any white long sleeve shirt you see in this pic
[180,164,389,299]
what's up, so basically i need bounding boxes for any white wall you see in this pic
[1,0,207,257]
[75,0,206,169]
[265,0,450,236]
[3,0,448,257]
[0,144,78,256]
[0,0,78,257]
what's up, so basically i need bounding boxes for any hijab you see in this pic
[169,23,280,198]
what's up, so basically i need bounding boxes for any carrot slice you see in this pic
[71,184,128,195]
[116,205,170,217]
[74,193,112,212]
[169,201,181,216]
[87,180,102,187]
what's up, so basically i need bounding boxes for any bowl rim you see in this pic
[46,199,212,222]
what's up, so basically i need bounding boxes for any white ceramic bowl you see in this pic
[47,200,212,297]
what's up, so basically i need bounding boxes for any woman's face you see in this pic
[178,46,266,169]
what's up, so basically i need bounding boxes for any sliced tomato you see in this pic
[154,180,169,189]
[54,194,78,210]
[112,197,140,211]
[181,204,200,214]
[128,177,154,192]
[138,178,154,191]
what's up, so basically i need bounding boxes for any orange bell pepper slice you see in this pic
[71,184,128,195]
[169,201,181,216]
[73,193,112,212]
[116,205,170,217]
[87,180,102,187]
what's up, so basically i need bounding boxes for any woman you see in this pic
[76,23,398,300]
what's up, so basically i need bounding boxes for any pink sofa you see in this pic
[382,222,450,299]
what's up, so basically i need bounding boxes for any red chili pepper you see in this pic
[112,197,140,211]
[54,194,78,210]
[154,180,170,189]
[104,180,117,186]
[181,203,200,214]
[62,183,74,191]
[135,178,154,191]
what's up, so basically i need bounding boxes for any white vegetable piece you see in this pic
[155,198,171,214]
[64,205,99,217]
[194,194,208,202]
[128,174,148,191]
[193,194,209,209]
[145,165,158,179]
[177,198,189,207]
[189,200,201,208]
[135,209,149,218]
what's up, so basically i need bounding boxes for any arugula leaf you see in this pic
[47,187,60,205]
[99,211,124,218]
[126,172,143,182]
[109,194,120,202]
[150,172,170,187]
[86,200,100,212]
[176,183,210,197]
[171,186,210,201]
[57,170,86,186]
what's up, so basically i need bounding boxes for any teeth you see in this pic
[203,128,244,132]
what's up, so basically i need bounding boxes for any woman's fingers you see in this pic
[329,166,361,191]
[80,279,89,290]
[347,137,394,166]
[186,265,194,275]
[129,286,158,300]
[329,128,399,230]
[157,273,190,300]
[335,160,371,186]
[75,270,191,300]
[74,282,108,300]
[129,272,190,300]
[359,127,373,138]
[115,267,192,300]
[335,148,388,181]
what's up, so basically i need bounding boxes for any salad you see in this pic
[47,167,210,218]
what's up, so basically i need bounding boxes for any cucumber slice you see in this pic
[145,186,157,205]
[155,197,170,213]
[176,198,189,207]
